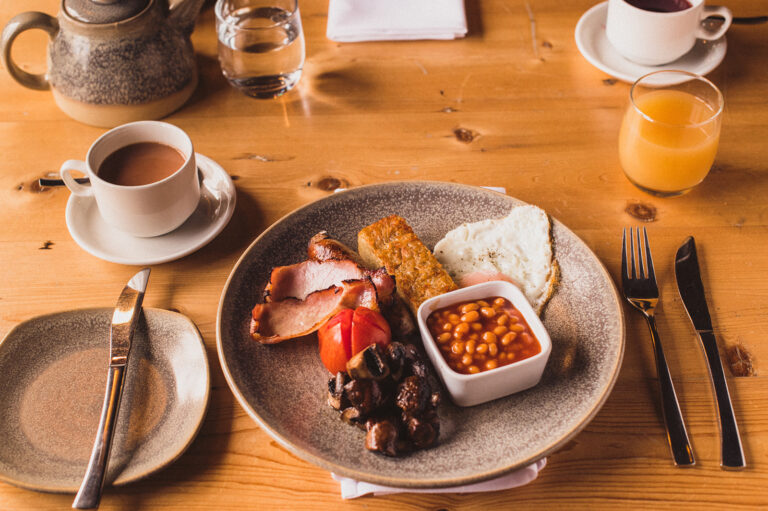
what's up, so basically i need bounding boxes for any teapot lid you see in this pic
[64,0,149,24]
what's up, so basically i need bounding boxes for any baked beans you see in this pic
[426,296,541,375]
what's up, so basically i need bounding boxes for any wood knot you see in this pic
[230,175,241,181]
[542,40,553,49]
[235,153,295,162]
[310,177,348,192]
[18,178,55,192]
[726,343,756,377]
[317,177,342,191]
[453,127,477,143]
[30,179,49,193]
[625,202,657,222]
[602,78,617,86]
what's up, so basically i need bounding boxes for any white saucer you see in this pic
[575,2,727,84]
[65,153,236,265]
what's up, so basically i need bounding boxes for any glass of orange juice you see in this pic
[619,70,724,197]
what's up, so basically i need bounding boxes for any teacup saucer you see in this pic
[574,1,727,84]
[65,153,236,265]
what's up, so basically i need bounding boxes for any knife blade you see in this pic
[73,268,151,509]
[675,237,745,470]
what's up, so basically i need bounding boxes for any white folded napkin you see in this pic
[332,458,546,499]
[326,0,468,42]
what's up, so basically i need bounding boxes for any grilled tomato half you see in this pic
[318,307,392,373]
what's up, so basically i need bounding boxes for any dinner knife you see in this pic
[73,268,151,509]
[674,237,745,470]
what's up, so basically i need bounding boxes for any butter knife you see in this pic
[674,237,745,470]
[73,268,151,509]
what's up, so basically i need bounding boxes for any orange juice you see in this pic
[619,89,720,195]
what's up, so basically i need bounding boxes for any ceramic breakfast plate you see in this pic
[217,181,625,488]
[575,1,727,84]
[0,308,210,493]
[65,153,236,266]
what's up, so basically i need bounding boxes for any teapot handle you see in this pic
[1,12,59,91]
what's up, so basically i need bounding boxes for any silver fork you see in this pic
[622,227,695,467]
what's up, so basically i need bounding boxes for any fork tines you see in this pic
[622,227,656,282]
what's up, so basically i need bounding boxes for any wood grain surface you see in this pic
[1,0,767,509]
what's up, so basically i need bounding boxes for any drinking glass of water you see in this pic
[215,0,305,98]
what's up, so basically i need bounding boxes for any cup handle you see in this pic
[699,6,732,41]
[60,160,93,197]
[1,12,59,91]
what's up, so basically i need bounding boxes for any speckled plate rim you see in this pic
[0,307,211,493]
[216,180,625,488]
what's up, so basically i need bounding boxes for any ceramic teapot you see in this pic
[1,0,204,127]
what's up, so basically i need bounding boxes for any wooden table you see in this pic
[1,0,766,508]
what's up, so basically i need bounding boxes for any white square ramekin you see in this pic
[417,280,552,407]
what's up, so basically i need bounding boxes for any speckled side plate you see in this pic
[0,308,210,493]
[217,181,625,488]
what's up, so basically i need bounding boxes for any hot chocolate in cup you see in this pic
[60,121,200,238]
[605,0,732,66]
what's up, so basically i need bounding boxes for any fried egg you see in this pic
[433,205,558,314]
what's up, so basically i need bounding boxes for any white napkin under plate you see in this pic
[333,458,546,499]
[335,186,506,194]
[326,0,468,42]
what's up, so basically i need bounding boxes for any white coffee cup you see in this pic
[606,0,732,66]
[60,121,200,238]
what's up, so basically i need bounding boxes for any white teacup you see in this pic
[606,0,732,66]
[60,121,200,238]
